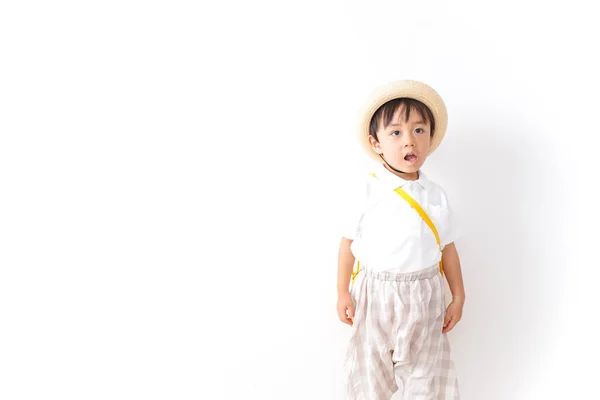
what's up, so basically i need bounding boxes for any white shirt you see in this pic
[341,163,459,273]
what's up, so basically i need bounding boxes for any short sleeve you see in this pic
[338,176,369,240]
[440,189,462,247]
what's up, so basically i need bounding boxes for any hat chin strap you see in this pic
[379,154,409,174]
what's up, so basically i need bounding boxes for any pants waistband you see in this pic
[362,264,440,281]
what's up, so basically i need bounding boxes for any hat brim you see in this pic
[358,80,448,163]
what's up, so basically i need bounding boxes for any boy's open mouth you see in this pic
[404,153,417,163]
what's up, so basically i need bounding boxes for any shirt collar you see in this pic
[373,163,432,191]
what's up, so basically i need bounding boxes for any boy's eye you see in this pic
[391,131,400,136]
[415,128,424,134]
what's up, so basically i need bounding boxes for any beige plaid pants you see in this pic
[344,265,460,400]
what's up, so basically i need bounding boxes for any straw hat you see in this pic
[358,80,448,163]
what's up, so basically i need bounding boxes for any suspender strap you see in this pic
[350,260,362,286]
[394,186,444,276]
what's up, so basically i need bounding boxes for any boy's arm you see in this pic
[442,242,465,304]
[337,237,355,293]
[337,237,356,325]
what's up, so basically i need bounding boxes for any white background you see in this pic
[1,1,599,399]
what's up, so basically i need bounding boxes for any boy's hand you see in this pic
[337,291,355,326]
[442,300,463,333]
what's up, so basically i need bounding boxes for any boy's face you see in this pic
[368,105,432,174]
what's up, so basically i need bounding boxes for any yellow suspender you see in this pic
[394,186,444,276]
[350,173,443,288]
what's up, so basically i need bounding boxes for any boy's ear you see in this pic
[368,135,383,154]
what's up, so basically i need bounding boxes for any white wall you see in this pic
[1,1,599,399]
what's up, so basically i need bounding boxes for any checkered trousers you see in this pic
[344,265,460,400]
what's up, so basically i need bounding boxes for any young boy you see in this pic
[337,80,465,399]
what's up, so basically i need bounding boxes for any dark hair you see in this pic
[369,98,435,141]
